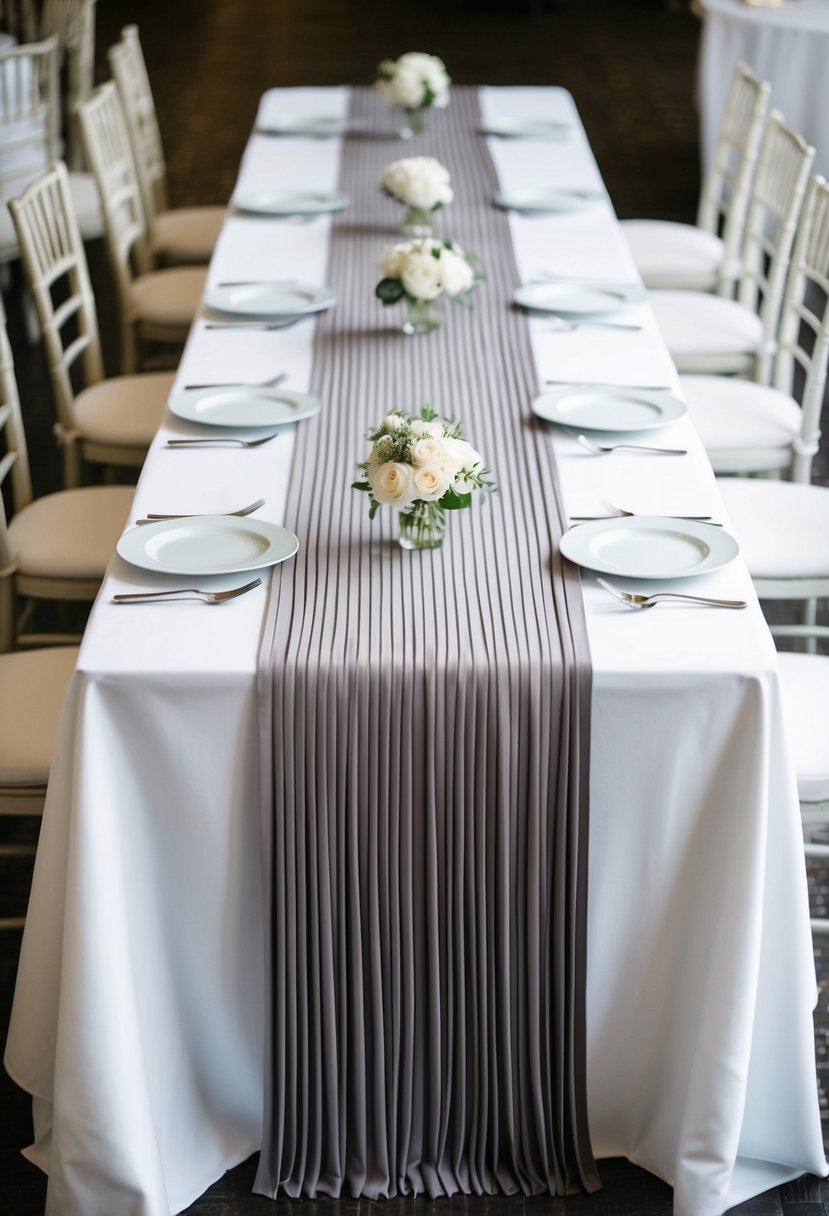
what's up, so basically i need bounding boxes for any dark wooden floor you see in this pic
[2,1,828,1213]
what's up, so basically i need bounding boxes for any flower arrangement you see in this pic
[376,237,479,334]
[375,52,451,137]
[353,406,494,549]
[380,156,453,237]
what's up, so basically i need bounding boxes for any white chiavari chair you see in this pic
[650,113,814,382]
[621,61,770,296]
[0,289,132,649]
[109,25,225,265]
[76,81,206,373]
[682,174,829,479]
[10,161,176,486]
[38,0,96,170]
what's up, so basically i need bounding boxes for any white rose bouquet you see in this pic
[376,52,451,137]
[353,406,495,549]
[380,156,453,237]
[376,237,480,335]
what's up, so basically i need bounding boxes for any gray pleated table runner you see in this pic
[256,85,598,1201]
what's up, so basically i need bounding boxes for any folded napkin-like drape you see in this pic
[256,86,598,1201]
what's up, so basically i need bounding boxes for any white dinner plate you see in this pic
[514,280,647,315]
[203,281,336,318]
[531,386,687,432]
[257,115,348,137]
[495,186,605,214]
[169,387,322,428]
[233,188,348,216]
[117,516,299,576]
[559,516,739,579]
[480,117,572,139]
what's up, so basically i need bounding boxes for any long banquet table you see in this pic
[5,85,827,1216]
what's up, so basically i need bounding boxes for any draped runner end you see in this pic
[255,87,599,1200]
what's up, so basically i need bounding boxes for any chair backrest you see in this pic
[9,159,104,449]
[108,25,168,233]
[0,35,60,207]
[737,112,814,385]
[39,0,96,167]
[0,290,34,591]
[696,61,770,297]
[770,175,829,482]
[76,81,153,315]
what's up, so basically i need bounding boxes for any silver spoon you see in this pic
[577,434,687,456]
[597,577,745,610]
[182,372,288,391]
[166,434,280,448]
[135,497,266,525]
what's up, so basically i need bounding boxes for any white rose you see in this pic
[370,461,414,506]
[439,247,474,297]
[389,62,427,109]
[380,156,452,211]
[410,418,443,438]
[412,464,450,502]
[410,437,442,467]
[400,249,443,301]
[378,242,413,279]
[440,437,480,479]
[382,413,405,432]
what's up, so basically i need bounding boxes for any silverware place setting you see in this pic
[576,433,687,456]
[597,576,746,611]
[112,578,263,606]
[182,372,288,391]
[166,434,280,448]
[134,498,266,525]
[570,499,720,524]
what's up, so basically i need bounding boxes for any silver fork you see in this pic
[166,434,280,448]
[547,315,642,333]
[182,372,288,391]
[577,434,687,456]
[203,320,302,331]
[112,578,263,605]
[596,577,746,610]
[600,499,718,523]
[135,497,266,524]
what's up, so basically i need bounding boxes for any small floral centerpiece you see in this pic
[353,406,495,549]
[376,237,479,335]
[380,156,453,238]
[375,51,451,138]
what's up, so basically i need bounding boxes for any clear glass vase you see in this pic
[401,204,437,238]
[398,501,446,550]
[402,297,441,336]
[398,106,425,139]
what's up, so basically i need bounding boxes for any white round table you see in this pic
[697,0,829,173]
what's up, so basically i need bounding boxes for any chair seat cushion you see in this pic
[650,291,763,374]
[620,219,723,291]
[717,479,829,580]
[0,646,79,785]
[131,266,207,328]
[68,171,104,241]
[153,206,225,264]
[9,485,133,580]
[778,651,829,804]
[74,371,175,446]
[681,374,801,456]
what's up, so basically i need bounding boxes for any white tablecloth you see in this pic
[5,86,826,1216]
[697,0,829,174]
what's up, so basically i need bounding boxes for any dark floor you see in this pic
[3,1,829,1213]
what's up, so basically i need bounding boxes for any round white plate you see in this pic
[257,115,348,137]
[233,188,348,216]
[531,387,686,432]
[495,186,605,213]
[169,387,321,428]
[514,280,646,315]
[203,281,336,319]
[480,117,572,139]
[117,516,299,576]
[560,517,739,579]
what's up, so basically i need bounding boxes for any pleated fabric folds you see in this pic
[256,87,599,1201]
